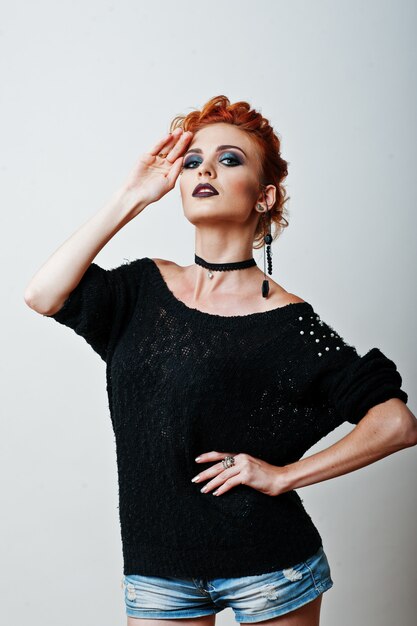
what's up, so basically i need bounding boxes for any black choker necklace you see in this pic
[194,254,256,280]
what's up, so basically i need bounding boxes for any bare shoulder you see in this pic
[150,258,179,273]
[151,257,177,267]
[150,257,182,281]
[283,292,306,305]
[267,276,306,306]
[269,291,306,308]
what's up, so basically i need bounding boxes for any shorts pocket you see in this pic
[302,546,333,592]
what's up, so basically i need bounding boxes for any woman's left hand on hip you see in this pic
[191,450,288,497]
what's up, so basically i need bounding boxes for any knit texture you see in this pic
[45,257,408,578]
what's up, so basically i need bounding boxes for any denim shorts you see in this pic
[121,545,333,622]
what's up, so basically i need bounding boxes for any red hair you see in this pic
[169,95,290,249]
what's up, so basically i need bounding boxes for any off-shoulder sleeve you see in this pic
[43,257,147,362]
[295,309,408,425]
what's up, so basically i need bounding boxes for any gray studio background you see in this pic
[2,0,416,624]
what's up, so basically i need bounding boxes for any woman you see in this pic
[25,95,416,626]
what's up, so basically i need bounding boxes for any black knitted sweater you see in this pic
[45,257,408,578]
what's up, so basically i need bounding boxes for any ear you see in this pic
[256,184,276,211]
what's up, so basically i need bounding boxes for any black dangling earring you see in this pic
[257,192,273,298]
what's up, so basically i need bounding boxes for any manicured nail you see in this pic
[195,456,201,462]
[191,475,200,482]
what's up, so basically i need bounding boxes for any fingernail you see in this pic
[191,475,200,482]
[195,456,201,462]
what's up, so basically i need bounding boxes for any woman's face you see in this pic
[179,122,267,227]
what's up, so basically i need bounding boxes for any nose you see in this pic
[198,162,215,178]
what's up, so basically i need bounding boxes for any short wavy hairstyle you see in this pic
[169,95,290,249]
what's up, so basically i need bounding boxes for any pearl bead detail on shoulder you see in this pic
[297,313,350,356]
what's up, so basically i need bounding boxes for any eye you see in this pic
[183,157,201,169]
[219,153,241,166]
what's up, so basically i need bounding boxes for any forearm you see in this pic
[24,190,148,315]
[281,399,417,492]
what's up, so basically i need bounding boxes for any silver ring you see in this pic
[222,455,235,469]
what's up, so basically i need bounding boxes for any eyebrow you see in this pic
[184,144,247,157]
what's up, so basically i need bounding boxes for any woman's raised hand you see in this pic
[117,128,193,215]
